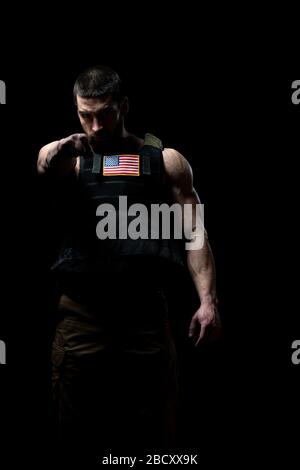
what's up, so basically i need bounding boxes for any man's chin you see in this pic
[89,136,108,152]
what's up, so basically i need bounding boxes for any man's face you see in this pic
[76,94,123,149]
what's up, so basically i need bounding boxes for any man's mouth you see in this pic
[91,133,106,141]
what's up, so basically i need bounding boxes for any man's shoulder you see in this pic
[163,147,181,159]
[163,148,191,176]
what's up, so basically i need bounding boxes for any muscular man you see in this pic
[37,65,220,459]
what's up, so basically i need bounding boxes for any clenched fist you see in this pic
[37,133,93,175]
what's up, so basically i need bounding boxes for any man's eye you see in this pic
[100,108,113,118]
[81,113,91,119]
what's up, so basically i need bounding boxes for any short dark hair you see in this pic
[73,65,123,105]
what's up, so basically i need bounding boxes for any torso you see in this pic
[72,134,177,186]
[74,133,145,176]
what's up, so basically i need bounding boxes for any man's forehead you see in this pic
[77,95,115,111]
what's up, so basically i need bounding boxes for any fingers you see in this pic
[189,313,210,345]
[195,321,221,346]
[195,322,208,346]
[73,134,93,159]
[188,314,198,338]
[78,135,94,159]
[59,134,93,159]
[189,317,220,346]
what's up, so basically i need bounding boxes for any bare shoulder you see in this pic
[162,148,193,182]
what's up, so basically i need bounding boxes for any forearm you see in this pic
[187,234,217,305]
[37,140,76,175]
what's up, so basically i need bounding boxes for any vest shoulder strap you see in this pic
[140,133,163,177]
[143,133,163,150]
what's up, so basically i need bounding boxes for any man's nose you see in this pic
[92,117,103,133]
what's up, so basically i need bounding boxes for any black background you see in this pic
[0,25,299,466]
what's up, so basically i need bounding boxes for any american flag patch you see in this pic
[103,154,140,176]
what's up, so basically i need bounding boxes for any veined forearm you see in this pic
[187,237,217,305]
[37,140,76,175]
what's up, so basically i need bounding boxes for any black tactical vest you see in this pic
[52,134,185,279]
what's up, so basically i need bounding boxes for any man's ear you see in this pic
[120,96,129,115]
